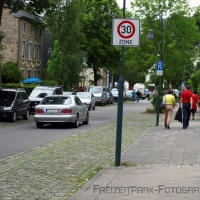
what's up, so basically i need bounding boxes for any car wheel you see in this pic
[73,115,79,128]
[93,105,95,110]
[11,110,17,122]
[111,100,113,104]
[88,104,91,111]
[23,109,29,120]
[83,112,89,124]
[36,122,43,128]
[101,101,103,106]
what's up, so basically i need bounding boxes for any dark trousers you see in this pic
[182,103,191,128]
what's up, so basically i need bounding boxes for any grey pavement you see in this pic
[70,109,200,200]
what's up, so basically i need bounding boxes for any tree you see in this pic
[47,40,63,85]
[45,0,86,90]
[0,0,55,25]
[125,0,200,89]
[2,62,23,83]
[82,0,121,85]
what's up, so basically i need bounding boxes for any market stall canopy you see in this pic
[22,78,42,84]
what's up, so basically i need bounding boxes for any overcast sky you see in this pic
[116,0,200,10]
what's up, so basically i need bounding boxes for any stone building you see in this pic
[0,9,45,79]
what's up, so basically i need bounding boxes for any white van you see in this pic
[134,83,146,99]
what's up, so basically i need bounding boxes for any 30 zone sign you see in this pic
[112,18,140,46]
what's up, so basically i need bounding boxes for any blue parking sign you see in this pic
[156,61,164,76]
[156,61,164,70]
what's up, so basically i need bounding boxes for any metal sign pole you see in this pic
[115,0,126,167]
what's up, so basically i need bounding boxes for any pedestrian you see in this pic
[163,89,176,129]
[179,85,193,129]
[136,90,140,102]
[131,89,136,102]
[191,90,198,120]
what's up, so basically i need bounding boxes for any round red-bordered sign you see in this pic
[117,20,136,39]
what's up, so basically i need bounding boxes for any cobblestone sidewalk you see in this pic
[0,111,155,200]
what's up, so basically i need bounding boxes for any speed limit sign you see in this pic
[112,18,140,46]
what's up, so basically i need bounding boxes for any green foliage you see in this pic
[125,0,200,89]
[2,83,39,94]
[47,40,63,84]
[82,0,121,85]
[188,69,200,90]
[45,0,86,90]
[41,79,57,86]
[2,62,23,83]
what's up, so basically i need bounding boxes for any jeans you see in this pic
[132,96,135,102]
[182,103,191,128]
[136,96,139,102]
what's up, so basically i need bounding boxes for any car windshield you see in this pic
[77,93,90,99]
[30,89,53,98]
[41,97,71,105]
[88,88,102,93]
[0,91,15,101]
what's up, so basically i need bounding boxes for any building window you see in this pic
[21,68,25,77]
[35,28,38,38]
[28,69,31,78]
[23,22,26,34]
[38,44,41,62]
[29,41,32,60]
[30,24,33,36]
[34,70,37,78]
[39,29,42,38]
[34,43,37,61]
[22,40,26,59]
[38,70,40,78]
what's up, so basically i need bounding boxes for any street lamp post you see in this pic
[147,14,164,126]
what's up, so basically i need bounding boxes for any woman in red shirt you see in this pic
[191,91,198,120]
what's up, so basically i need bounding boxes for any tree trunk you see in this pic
[93,67,98,86]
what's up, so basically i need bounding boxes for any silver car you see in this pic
[34,95,89,128]
[76,92,96,111]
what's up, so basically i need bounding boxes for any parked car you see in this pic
[34,95,89,128]
[29,86,63,113]
[106,91,114,104]
[125,90,136,101]
[111,88,126,101]
[63,91,76,95]
[0,88,30,122]
[87,86,108,106]
[76,92,96,110]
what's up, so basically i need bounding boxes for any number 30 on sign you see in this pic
[112,18,140,46]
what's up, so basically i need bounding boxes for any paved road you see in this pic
[0,100,150,159]
[0,100,155,200]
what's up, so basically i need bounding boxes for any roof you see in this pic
[13,10,44,23]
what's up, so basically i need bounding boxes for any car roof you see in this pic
[44,94,74,97]
[77,92,91,94]
[1,88,26,92]
[34,86,60,90]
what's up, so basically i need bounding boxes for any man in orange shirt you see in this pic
[179,85,193,129]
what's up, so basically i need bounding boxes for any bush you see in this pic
[2,62,23,83]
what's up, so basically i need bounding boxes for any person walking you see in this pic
[131,89,136,102]
[179,85,193,129]
[163,89,176,129]
[136,90,140,102]
[191,90,198,120]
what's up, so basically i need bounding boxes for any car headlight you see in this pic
[3,107,12,110]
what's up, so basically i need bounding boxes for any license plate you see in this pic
[46,109,58,113]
